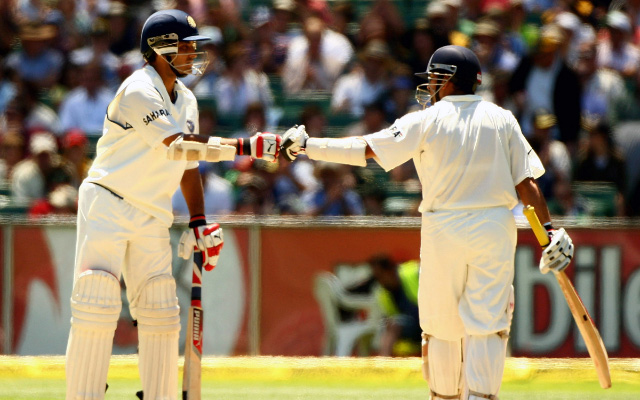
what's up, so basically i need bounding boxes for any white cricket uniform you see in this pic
[76,64,198,311]
[365,95,544,340]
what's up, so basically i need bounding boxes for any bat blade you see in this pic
[182,251,204,400]
[523,206,611,389]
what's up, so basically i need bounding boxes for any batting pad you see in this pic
[428,337,463,399]
[66,270,122,400]
[136,274,181,400]
[465,334,507,399]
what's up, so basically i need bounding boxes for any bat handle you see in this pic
[523,205,550,247]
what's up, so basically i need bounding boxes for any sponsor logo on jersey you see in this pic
[143,109,171,125]
[186,120,195,133]
[388,125,403,138]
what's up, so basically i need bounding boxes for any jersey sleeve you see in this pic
[115,81,183,148]
[364,110,427,172]
[508,114,545,185]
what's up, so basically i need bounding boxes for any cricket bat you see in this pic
[182,250,204,400]
[523,205,611,389]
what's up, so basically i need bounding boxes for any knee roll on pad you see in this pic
[137,274,180,400]
[426,337,463,400]
[136,274,181,333]
[66,270,122,400]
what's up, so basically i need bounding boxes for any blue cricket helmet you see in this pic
[140,9,210,58]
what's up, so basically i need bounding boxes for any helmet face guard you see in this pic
[414,45,482,108]
[415,64,457,108]
[147,33,210,75]
[140,10,211,76]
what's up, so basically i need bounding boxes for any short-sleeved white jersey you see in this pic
[365,95,544,212]
[86,65,199,227]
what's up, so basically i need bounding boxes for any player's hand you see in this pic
[179,218,224,271]
[280,125,308,162]
[250,132,281,163]
[539,228,574,274]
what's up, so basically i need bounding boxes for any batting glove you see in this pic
[539,226,574,274]
[178,215,224,271]
[280,125,308,162]
[250,132,281,163]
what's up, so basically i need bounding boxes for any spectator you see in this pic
[213,42,274,116]
[472,18,520,101]
[368,254,421,357]
[301,161,364,216]
[597,10,640,80]
[19,81,63,135]
[407,19,437,88]
[58,62,114,136]
[28,183,78,217]
[509,23,582,153]
[60,129,91,188]
[172,164,235,217]
[527,109,571,202]
[282,15,354,95]
[68,17,121,89]
[382,66,418,122]
[248,6,280,74]
[573,120,627,216]
[574,40,627,125]
[5,23,64,89]
[0,62,18,114]
[356,0,406,50]
[331,40,392,117]
[103,1,137,56]
[11,131,73,204]
[0,129,25,181]
[270,0,298,69]
[345,101,389,137]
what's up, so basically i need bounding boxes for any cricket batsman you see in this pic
[281,45,574,399]
[65,9,280,400]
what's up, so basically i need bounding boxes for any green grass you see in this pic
[1,356,638,399]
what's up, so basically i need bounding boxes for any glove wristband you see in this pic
[543,222,555,231]
[189,214,207,228]
[237,138,251,156]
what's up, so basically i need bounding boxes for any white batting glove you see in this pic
[250,132,281,163]
[179,217,224,271]
[280,125,308,162]
[539,227,574,274]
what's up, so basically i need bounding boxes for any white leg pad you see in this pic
[427,337,463,399]
[465,334,507,400]
[66,270,122,400]
[136,274,181,400]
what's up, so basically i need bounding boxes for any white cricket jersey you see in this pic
[86,65,199,227]
[365,95,544,212]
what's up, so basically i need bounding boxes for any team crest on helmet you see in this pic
[187,120,195,133]
[187,16,196,28]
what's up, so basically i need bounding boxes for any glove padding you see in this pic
[250,132,281,162]
[280,125,308,162]
[539,228,574,274]
[178,223,224,271]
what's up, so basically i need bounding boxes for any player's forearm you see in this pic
[180,168,205,217]
[516,177,552,225]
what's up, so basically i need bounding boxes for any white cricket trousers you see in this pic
[73,181,174,311]
[418,207,517,340]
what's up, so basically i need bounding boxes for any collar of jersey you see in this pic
[143,64,185,102]
[441,95,483,102]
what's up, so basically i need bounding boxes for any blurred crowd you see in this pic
[1,0,640,219]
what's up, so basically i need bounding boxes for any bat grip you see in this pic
[523,205,550,247]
